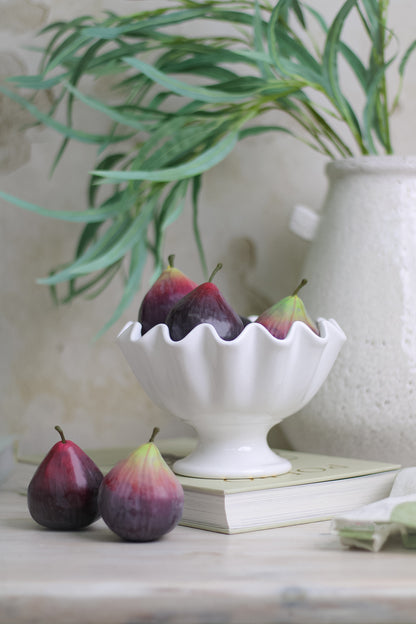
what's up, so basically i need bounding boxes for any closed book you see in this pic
[176,452,400,534]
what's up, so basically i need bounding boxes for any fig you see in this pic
[27,426,103,530]
[138,254,197,334]
[166,263,244,341]
[98,428,184,542]
[256,279,319,339]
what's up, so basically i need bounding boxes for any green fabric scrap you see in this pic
[401,532,416,549]
[390,502,416,549]
[333,468,416,551]
[390,502,416,529]
[337,528,375,541]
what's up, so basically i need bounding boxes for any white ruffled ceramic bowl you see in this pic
[117,318,346,479]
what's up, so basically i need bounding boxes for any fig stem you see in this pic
[208,263,222,283]
[149,427,160,443]
[168,254,175,268]
[292,278,308,297]
[55,425,66,443]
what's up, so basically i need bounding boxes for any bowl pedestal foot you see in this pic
[173,419,292,479]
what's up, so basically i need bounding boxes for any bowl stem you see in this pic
[173,418,292,479]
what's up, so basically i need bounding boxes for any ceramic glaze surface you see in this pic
[117,319,346,478]
[282,156,416,465]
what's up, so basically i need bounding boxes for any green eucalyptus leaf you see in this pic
[93,239,149,340]
[63,81,151,131]
[239,124,294,139]
[132,117,188,169]
[258,79,304,96]
[191,174,208,279]
[38,19,70,36]
[122,56,256,103]
[154,179,189,261]
[253,0,275,80]
[322,0,364,144]
[303,4,328,32]
[51,39,120,168]
[363,58,394,153]
[88,157,130,207]
[75,41,151,77]
[81,262,123,300]
[360,0,381,38]
[300,98,354,157]
[6,73,68,89]
[0,84,135,145]
[267,1,326,89]
[70,39,109,85]
[38,214,133,285]
[208,75,266,94]
[154,41,273,69]
[44,31,90,73]
[203,7,260,29]
[0,188,134,223]
[227,48,274,66]
[322,0,357,99]
[158,179,189,230]
[292,0,306,28]
[74,221,103,260]
[41,200,156,282]
[63,261,122,304]
[160,57,239,83]
[81,8,208,40]
[276,30,323,77]
[339,42,368,89]
[91,131,239,182]
[38,15,93,37]
[399,39,416,76]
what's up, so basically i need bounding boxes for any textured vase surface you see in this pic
[281,156,416,465]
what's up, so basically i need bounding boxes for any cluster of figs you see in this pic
[27,256,320,542]
[27,426,184,542]
[139,254,320,340]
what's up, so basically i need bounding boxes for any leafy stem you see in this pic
[0,0,414,335]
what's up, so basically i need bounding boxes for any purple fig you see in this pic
[27,426,103,530]
[138,254,197,334]
[98,428,184,542]
[166,263,244,341]
[255,279,319,339]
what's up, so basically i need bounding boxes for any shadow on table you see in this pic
[2,516,166,544]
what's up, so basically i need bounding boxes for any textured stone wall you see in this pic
[1,1,416,456]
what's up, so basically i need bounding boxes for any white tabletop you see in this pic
[2,463,416,624]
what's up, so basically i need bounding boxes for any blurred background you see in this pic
[1,0,415,456]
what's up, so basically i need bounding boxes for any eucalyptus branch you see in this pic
[375,2,393,153]
[1,0,415,335]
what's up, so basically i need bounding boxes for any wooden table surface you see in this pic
[2,463,416,624]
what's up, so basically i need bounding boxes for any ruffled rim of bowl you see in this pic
[117,317,346,348]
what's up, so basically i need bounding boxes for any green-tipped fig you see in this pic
[98,428,184,542]
[255,279,319,339]
[138,255,197,335]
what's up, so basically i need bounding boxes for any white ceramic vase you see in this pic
[282,156,416,465]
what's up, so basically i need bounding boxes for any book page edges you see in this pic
[181,470,398,533]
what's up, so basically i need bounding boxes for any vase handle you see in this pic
[289,204,320,241]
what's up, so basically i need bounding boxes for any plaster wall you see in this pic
[1,1,415,456]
